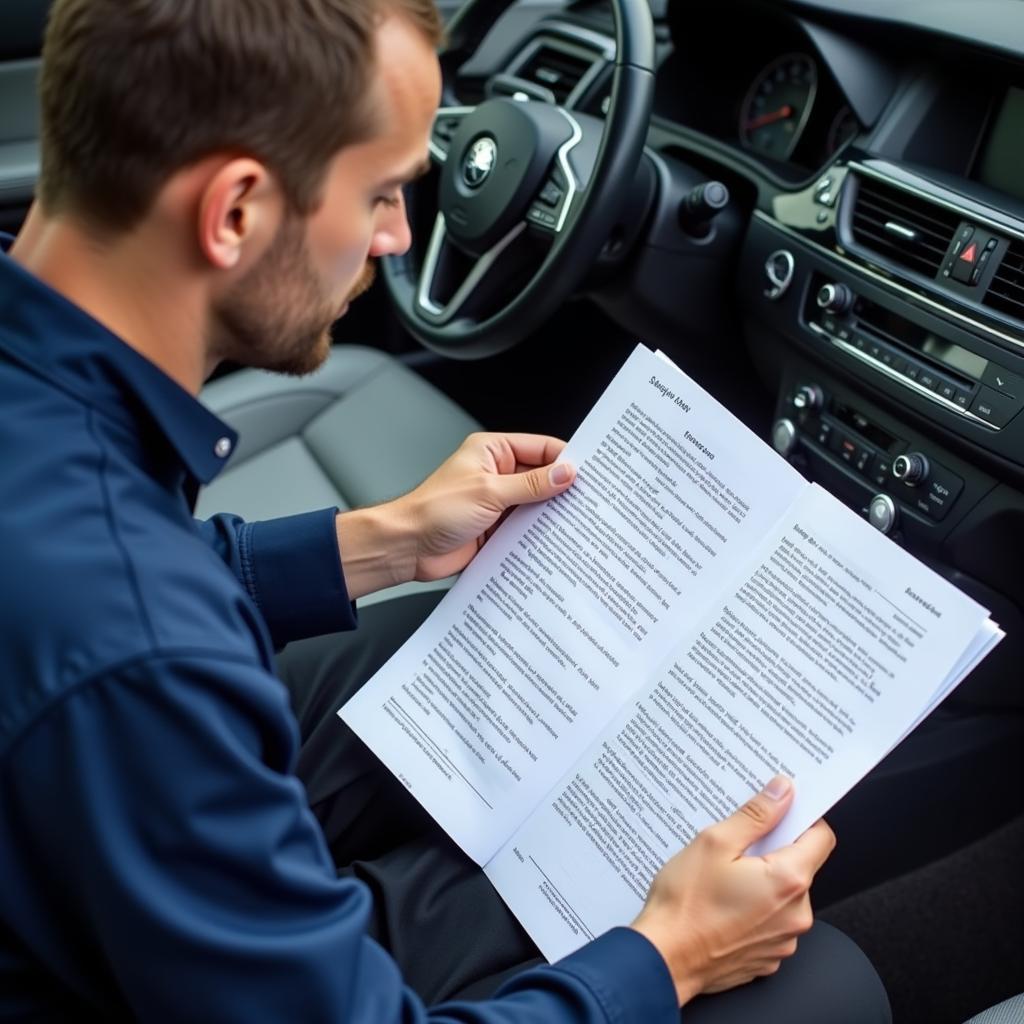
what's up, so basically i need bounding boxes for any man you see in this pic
[0,0,889,1020]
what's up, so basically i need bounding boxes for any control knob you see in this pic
[771,418,798,457]
[816,282,853,314]
[892,452,930,486]
[792,384,824,412]
[868,494,898,535]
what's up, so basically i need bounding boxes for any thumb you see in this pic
[490,461,576,510]
[711,776,794,855]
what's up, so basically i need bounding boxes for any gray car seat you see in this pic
[197,345,480,606]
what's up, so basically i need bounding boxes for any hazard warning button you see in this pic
[952,239,980,283]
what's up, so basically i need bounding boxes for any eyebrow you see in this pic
[380,158,433,191]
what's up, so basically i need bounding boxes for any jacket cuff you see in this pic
[241,508,357,646]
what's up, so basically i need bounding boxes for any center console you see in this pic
[737,153,1024,709]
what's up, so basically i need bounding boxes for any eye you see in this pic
[373,193,402,210]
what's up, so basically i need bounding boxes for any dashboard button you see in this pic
[952,387,972,409]
[924,470,963,521]
[868,494,898,534]
[871,456,893,488]
[953,223,975,253]
[970,386,1020,427]
[917,369,939,390]
[981,364,1023,397]
[939,382,957,401]
[904,363,922,382]
[952,241,980,283]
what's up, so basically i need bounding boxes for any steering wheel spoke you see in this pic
[415,213,529,325]
[429,105,475,166]
[525,109,584,234]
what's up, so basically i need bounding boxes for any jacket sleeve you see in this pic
[1,652,678,1024]
[196,507,358,646]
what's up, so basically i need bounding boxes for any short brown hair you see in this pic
[37,0,442,231]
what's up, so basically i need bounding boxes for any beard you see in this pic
[210,215,376,377]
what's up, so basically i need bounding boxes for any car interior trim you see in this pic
[753,210,1024,354]
[428,106,475,164]
[849,161,1024,247]
[504,30,610,110]
[552,107,583,232]
[806,320,999,430]
[415,213,526,321]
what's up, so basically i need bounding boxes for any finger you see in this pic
[705,776,794,856]
[487,460,576,510]
[765,818,836,879]
[490,433,568,470]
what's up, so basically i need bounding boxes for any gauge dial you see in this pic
[826,104,860,155]
[739,53,818,160]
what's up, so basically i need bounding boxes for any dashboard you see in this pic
[452,0,1024,715]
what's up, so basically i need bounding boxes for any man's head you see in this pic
[35,0,443,377]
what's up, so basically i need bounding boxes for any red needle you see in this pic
[745,104,794,132]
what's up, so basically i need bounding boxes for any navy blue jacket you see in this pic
[0,239,678,1022]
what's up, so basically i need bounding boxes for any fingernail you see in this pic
[764,775,791,801]
[549,463,572,486]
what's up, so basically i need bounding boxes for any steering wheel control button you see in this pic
[868,494,898,535]
[764,249,795,300]
[970,386,1020,428]
[892,452,930,486]
[792,384,824,412]
[527,205,557,229]
[816,282,853,314]
[538,182,563,207]
[771,418,798,457]
[214,437,233,459]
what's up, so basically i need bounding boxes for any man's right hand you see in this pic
[629,776,835,1007]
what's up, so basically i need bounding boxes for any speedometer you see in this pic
[739,53,818,161]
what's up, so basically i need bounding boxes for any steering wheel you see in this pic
[382,0,656,359]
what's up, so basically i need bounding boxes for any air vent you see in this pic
[514,43,597,105]
[984,240,1024,321]
[850,177,960,278]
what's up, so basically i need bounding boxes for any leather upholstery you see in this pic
[197,345,480,606]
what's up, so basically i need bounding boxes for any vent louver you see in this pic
[983,240,1024,322]
[850,177,960,278]
[515,44,595,105]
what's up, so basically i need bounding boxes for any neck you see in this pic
[10,205,209,394]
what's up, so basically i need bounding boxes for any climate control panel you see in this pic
[772,376,971,533]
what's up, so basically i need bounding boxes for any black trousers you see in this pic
[278,590,891,1023]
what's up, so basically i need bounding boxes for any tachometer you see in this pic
[739,53,817,161]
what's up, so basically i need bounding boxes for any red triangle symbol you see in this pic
[960,242,978,263]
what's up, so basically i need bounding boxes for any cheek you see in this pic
[306,199,376,288]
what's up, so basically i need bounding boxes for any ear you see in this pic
[196,158,282,271]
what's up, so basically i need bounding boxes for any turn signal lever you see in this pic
[679,181,730,237]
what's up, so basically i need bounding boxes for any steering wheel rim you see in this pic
[382,0,656,359]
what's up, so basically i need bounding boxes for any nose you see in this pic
[369,194,413,258]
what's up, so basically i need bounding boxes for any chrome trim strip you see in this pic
[806,321,998,431]
[552,109,583,233]
[752,209,1024,353]
[416,213,526,321]
[428,106,475,164]
[884,221,917,240]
